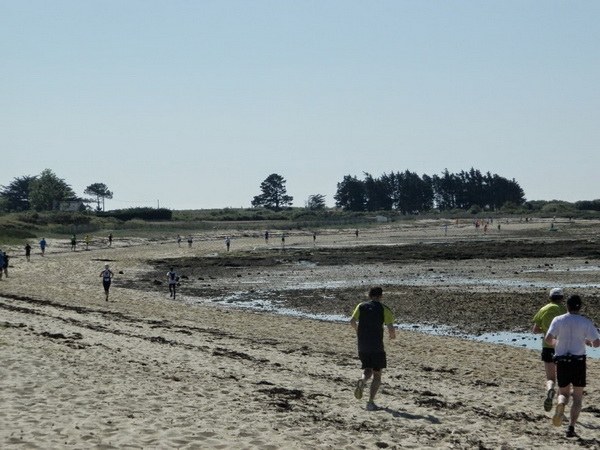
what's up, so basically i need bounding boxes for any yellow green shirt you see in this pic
[532,302,567,348]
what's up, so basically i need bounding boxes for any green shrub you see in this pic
[540,202,576,215]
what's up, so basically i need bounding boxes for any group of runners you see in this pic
[531,287,600,437]
[351,286,600,439]
[34,234,113,257]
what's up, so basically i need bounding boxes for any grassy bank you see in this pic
[3,206,600,246]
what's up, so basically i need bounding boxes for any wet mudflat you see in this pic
[125,224,600,336]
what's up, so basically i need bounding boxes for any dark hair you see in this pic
[369,287,383,298]
[567,294,582,312]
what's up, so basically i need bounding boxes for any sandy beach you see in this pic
[2,218,600,449]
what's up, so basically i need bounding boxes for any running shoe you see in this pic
[543,389,555,412]
[366,401,379,411]
[566,426,576,438]
[552,403,565,427]
[354,379,365,400]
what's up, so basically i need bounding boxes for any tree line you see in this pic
[251,169,526,213]
[0,169,113,213]
[334,168,526,213]
[3,168,599,216]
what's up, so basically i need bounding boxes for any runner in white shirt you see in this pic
[167,267,178,299]
[99,264,114,302]
[545,295,600,438]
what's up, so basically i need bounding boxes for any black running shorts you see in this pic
[557,360,586,388]
[541,347,555,363]
[358,351,387,372]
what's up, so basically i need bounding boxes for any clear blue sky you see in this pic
[2,1,599,210]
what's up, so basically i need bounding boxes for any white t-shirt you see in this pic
[547,313,600,356]
[167,271,177,285]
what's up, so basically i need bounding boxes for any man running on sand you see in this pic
[99,264,114,301]
[2,251,9,277]
[545,295,600,438]
[350,287,396,411]
[532,287,566,412]
[167,267,178,299]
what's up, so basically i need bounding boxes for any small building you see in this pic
[59,200,87,212]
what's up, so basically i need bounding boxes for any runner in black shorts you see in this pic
[532,287,566,412]
[545,295,600,438]
[99,264,114,301]
[350,287,396,411]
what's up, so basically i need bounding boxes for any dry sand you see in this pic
[2,218,600,449]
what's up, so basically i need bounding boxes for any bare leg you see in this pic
[543,362,557,410]
[369,372,382,402]
[544,362,557,385]
[569,386,584,428]
[553,389,570,427]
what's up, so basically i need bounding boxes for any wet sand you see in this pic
[2,218,600,448]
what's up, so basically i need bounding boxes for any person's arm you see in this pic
[383,306,396,339]
[545,333,557,347]
[586,325,600,347]
[387,323,396,340]
[532,323,542,334]
[350,304,361,331]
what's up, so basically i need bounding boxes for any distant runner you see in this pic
[167,267,178,299]
[99,264,114,301]
[2,251,9,277]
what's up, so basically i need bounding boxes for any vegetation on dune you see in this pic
[1,201,600,246]
[2,167,600,245]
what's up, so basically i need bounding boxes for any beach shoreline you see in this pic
[2,219,600,448]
